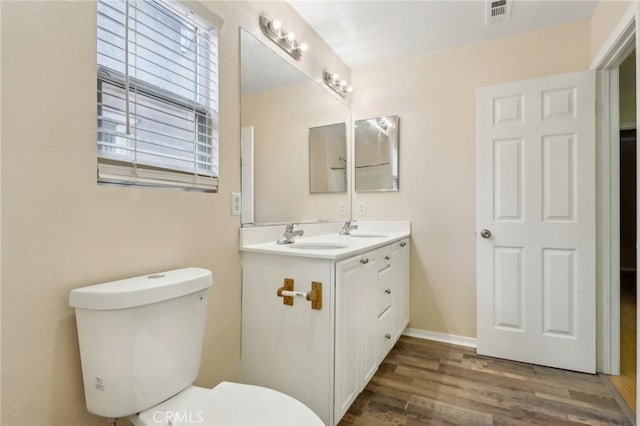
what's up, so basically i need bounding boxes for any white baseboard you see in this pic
[402,327,477,348]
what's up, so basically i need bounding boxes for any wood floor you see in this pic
[609,275,637,411]
[339,336,634,426]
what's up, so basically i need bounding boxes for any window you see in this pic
[97,0,219,191]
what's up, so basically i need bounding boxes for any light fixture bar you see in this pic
[323,71,353,98]
[259,15,308,61]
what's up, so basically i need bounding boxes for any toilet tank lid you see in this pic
[69,267,212,310]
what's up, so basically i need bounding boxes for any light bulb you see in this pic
[346,86,353,93]
[271,19,282,31]
[340,80,347,87]
[285,32,296,42]
[331,73,340,82]
[299,42,308,52]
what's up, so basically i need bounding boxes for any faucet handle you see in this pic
[339,220,358,235]
[284,223,295,232]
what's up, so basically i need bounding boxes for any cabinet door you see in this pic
[335,256,363,422]
[361,251,379,385]
[391,239,410,340]
[335,251,378,422]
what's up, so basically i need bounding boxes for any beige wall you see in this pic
[351,19,591,338]
[0,1,347,425]
[590,0,633,63]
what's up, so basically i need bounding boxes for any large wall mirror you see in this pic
[354,116,399,192]
[240,29,351,225]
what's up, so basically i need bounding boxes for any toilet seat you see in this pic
[131,383,324,426]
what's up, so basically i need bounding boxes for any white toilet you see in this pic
[69,267,323,426]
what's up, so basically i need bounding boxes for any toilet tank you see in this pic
[69,268,212,418]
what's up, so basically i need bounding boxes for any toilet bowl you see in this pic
[69,268,322,426]
[131,383,323,426]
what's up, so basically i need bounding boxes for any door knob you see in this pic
[480,229,492,239]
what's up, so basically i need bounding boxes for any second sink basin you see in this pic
[289,242,349,250]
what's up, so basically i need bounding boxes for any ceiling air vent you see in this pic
[486,0,510,24]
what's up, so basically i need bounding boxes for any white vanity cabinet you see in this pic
[241,233,410,426]
[241,253,334,422]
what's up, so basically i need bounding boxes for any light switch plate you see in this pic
[231,192,241,216]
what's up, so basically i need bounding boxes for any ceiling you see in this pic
[288,1,599,69]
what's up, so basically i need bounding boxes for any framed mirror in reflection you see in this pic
[240,28,351,225]
[354,116,399,192]
[309,123,347,193]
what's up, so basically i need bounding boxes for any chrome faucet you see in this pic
[277,224,304,244]
[339,220,358,235]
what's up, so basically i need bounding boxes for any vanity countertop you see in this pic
[239,221,410,260]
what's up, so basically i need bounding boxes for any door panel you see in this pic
[477,71,595,373]
[493,246,524,330]
[542,248,576,337]
[542,133,576,221]
[494,138,524,221]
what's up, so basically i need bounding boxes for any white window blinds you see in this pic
[97,0,219,191]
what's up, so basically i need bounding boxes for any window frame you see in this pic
[96,0,219,192]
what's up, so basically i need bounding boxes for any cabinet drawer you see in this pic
[377,307,395,364]
[378,246,391,270]
[377,266,393,315]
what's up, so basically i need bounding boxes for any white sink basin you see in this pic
[347,232,388,238]
[289,242,349,250]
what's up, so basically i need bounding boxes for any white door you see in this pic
[476,71,596,373]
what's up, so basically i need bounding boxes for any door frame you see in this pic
[590,0,635,377]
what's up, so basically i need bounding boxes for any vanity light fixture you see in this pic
[323,71,353,98]
[259,14,308,60]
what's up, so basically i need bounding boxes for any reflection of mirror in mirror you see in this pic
[354,116,399,192]
[309,123,347,193]
[240,28,351,224]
